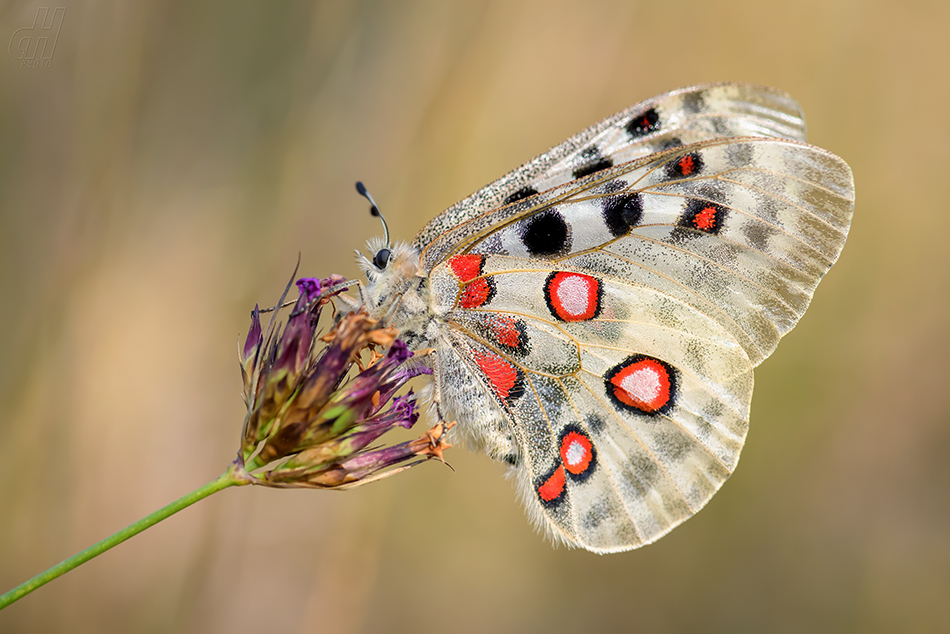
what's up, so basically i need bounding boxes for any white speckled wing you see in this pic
[414,82,806,263]
[411,84,853,552]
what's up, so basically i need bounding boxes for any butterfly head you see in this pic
[356,236,418,278]
[353,181,428,321]
[357,237,426,322]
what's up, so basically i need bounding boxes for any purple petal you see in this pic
[358,392,419,431]
[320,274,349,293]
[337,440,417,475]
[273,309,313,375]
[387,339,412,364]
[295,277,323,303]
[243,305,262,361]
[381,393,419,430]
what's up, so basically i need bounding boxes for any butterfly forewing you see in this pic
[378,83,853,552]
[429,137,852,366]
[415,83,807,263]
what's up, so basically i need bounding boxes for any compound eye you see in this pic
[373,248,392,269]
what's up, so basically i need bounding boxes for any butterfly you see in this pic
[354,83,854,553]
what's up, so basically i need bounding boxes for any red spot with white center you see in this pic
[537,466,565,504]
[471,349,523,402]
[545,272,601,322]
[606,355,676,414]
[560,429,594,477]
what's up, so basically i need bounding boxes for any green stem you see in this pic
[0,466,248,611]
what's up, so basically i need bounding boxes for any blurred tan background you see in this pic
[1,0,948,632]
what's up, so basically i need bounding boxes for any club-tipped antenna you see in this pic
[355,181,390,246]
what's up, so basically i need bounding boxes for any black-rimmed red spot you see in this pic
[572,146,614,179]
[605,355,677,415]
[536,464,566,507]
[544,272,602,322]
[505,186,539,205]
[449,254,496,309]
[666,151,704,178]
[458,278,495,309]
[520,210,571,257]
[449,254,483,281]
[626,107,660,137]
[680,199,727,235]
[471,348,525,404]
[483,314,530,356]
[602,192,643,237]
[559,425,596,482]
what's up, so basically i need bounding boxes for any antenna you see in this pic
[355,181,390,246]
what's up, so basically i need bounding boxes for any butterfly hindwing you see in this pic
[435,258,753,551]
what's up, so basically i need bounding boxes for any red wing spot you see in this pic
[560,431,593,476]
[448,254,484,282]
[544,272,602,322]
[538,466,565,503]
[678,155,695,175]
[605,356,676,415]
[693,205,718,231]
[471,349,523,402]
[626,108,660,137]
[679,199,727,235]
[493,317,520,348]
[459,278,494,309]
[487,315,524,350]
[667,151,704,178]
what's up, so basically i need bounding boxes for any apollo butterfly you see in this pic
[353,83,854,553]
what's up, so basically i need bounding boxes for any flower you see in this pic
[237,272,450,489]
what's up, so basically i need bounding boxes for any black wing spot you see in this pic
[658,136,684,150]
[572,146,614,179]
[602,192,643,237]
[505,186,539,205]
[520,210,571,257]
[625,107,660,137]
